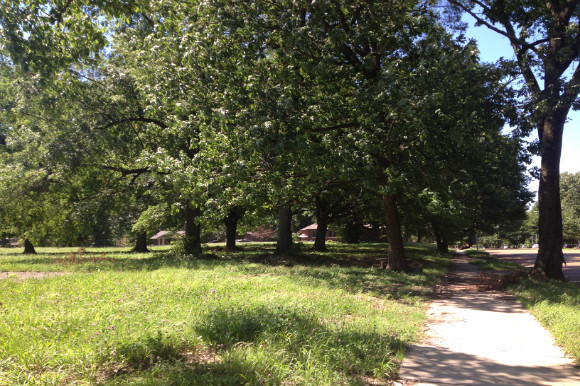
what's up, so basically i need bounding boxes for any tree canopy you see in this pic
[0,0,533,268]
[448,0,580,279]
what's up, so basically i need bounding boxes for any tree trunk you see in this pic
[184,204,202,256]
[382,194,408,271]
[439,234,449,254]
[534,115,566,280]
[132,231,149,253]
[275,206,293,255]
[432,223,449,254]
[93,228,106,247]
[224,206,244,252]
[23,238,36,254]
[314,197,329,252]
[314,220,328,252]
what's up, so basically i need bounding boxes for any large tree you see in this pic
[448,1,580,279]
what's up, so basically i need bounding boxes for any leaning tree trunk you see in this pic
[534,115,566,280]
[314,197,330,252]
[275,206,293,255]
[23,238,36,254]
[224,206,244,252]
[184,204,202,256]
[132,231,149,253]
[383,193,408,271]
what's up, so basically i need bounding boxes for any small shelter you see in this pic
[297,224,338,242]
[1,238,19,247]
[150,231,184,246]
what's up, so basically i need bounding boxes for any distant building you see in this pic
[1,238,19,248]
[298,224,338,242]
[150,231,184,246]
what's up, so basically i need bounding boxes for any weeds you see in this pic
[51,248,112,265]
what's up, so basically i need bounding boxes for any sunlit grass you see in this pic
[0,243,448,385]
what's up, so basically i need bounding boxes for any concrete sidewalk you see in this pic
[397,254,580,386]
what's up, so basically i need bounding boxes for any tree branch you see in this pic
[558,63,580,112]
[308,122,358,133]
[100,116,169,131]
[449,0,542,95]
[54,0,74,24]
[102,165,151,177]
[450,1,512,40]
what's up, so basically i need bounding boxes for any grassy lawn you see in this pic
[463,249,580,365]
[0,243,448,386]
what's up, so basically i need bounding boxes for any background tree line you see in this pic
[2,0,575,275]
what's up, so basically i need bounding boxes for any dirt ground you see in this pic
[0,271,71,280]
[486,249,580,285]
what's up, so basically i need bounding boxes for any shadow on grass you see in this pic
[514,276,580,308]
[0,244,448,300]
[105,305,405,386]
[236,243,438,267]
[464,250,524,272]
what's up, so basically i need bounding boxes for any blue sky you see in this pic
[464,22,580,196]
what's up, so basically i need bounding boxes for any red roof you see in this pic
[151,230,184,240]
[299,223,319,232]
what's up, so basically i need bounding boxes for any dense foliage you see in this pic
[0,0,533,269]
[449,0,580,278]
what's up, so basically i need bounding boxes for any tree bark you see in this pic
[314,197,329,252]
[184,204,202,256]
[23,238,36,254]
[93,228,106,247]
[383,193,408,271]
[93,208,108,247]
[342,220,362,243]
[438,234,449,254]
[314,220,328,252]
[132,231,149,253]
[433,223,449,254]
[534,115,566,280]
[275,206,293,255]
[224,206,244,252]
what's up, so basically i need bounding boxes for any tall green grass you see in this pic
[0,243,448,385]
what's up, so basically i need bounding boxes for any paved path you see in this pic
[487,249,580,285]
[397,253,580,386]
